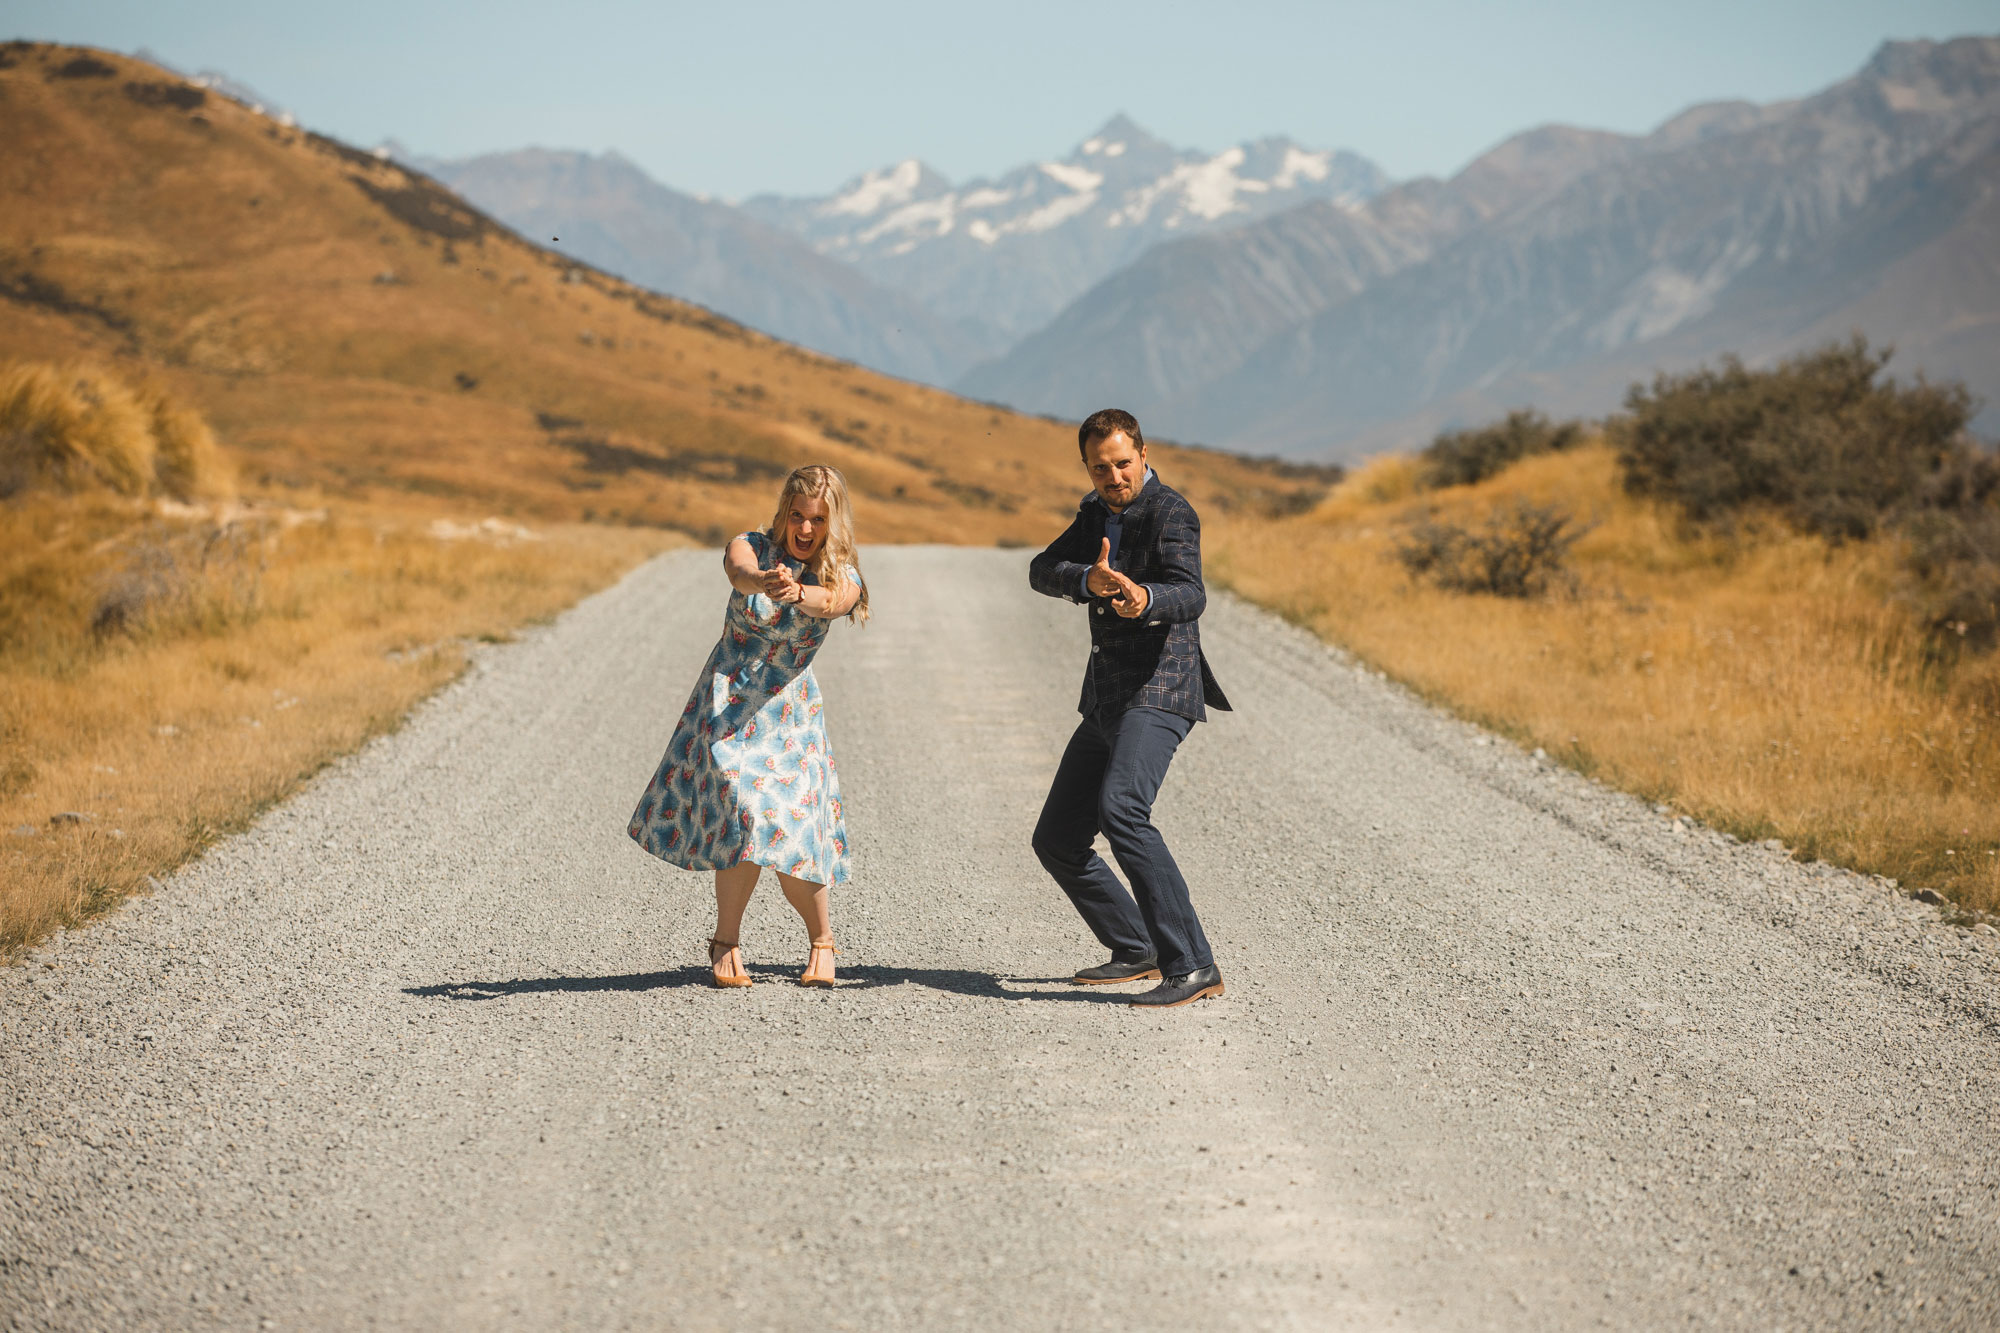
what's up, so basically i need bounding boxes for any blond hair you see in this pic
[768,464,870,625]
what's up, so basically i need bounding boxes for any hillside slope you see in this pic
[0,44,1325,539]
[422,148,997,384]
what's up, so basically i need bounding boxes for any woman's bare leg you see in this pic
[777,872,835,983]
[711,863,759,981]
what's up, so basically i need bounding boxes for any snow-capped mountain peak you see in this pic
[740,116,1388,342]
[822,158,946,219]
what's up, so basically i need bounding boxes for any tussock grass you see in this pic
[0,361,232,501]
[1211,444,2000,915]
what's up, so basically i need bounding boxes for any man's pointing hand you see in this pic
[1085,537,1122,598]
[1086,536,1150,617]
[1108,571,1149,618]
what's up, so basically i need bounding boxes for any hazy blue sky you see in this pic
[13,1,1995,198]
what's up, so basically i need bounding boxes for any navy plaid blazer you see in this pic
[1028,472,1232,723]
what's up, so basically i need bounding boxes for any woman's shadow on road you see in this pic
[404,964,1135,1004]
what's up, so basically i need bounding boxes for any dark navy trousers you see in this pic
[1031,706,1215,976]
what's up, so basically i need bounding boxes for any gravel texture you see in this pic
[4,545,1999,1330]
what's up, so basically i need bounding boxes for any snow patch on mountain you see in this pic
[1274,146,1333,188]
[826,159,928,217]
[1040,161,1105,193]
[1017,189,1102,235]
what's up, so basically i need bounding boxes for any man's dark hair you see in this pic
[1079,407,1143,457]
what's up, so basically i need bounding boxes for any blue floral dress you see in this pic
[628,531,855,885]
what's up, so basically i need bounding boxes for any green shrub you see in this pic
[1611,335,2000,653]
[1899,451,2000,653]
[1419,409,1584,489]
[1611,336,1972,540]
[1395,498,1590,598]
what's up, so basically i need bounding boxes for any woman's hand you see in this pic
[762,565,804,604]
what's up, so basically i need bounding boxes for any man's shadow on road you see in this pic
[404,964,1136,1004]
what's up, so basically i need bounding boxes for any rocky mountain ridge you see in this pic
[964,36,2000,458]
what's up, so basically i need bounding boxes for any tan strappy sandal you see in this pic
[799,939,839,988]
[708,936,751,989]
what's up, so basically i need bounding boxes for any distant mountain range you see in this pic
[426,119,1387,385]
[421,37,1998,458]
[964,36,2000,456]
[420,149,990,385]
[740,116,1388,345]
[948,123,1654,434]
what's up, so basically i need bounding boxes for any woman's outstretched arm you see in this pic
[793,571,861,620]
[724,536,791,599]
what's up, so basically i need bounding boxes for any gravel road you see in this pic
[5,546,1999,1330]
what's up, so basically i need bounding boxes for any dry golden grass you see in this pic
[1,488,676,954]
[1209,443,2000,915]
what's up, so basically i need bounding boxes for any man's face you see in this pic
[1082,431,1147,511]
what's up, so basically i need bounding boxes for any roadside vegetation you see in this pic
[1210,338,2000,915]
[0,362,676,954]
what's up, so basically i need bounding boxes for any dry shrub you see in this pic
[1,509,259,687]
[1396,498,1590,597]
[1612,336,1972,541]
[1900,504,2000,653]
[87,522,267,644]
[1611,337,1999,660]
[0,361,233,501]
[1420,409,1585,490]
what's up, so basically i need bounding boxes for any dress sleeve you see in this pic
[841,564,863,589]
[738,530,770,562]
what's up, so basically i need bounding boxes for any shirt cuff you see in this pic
[1142,585,1163,618]
[1077,568,1093,602]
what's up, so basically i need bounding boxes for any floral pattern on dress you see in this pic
[628,531,855,885]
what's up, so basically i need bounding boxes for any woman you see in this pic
[627,465,870,988]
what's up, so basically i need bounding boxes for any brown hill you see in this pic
[0,42,1327,539]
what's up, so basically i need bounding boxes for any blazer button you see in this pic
[1095,605,1104,614]
[1091,644,1100,653]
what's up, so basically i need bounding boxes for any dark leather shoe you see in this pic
[1072,954,1160,985]
[1128,965,1224,1008]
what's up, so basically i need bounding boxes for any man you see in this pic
[1028,408,1230,1008]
